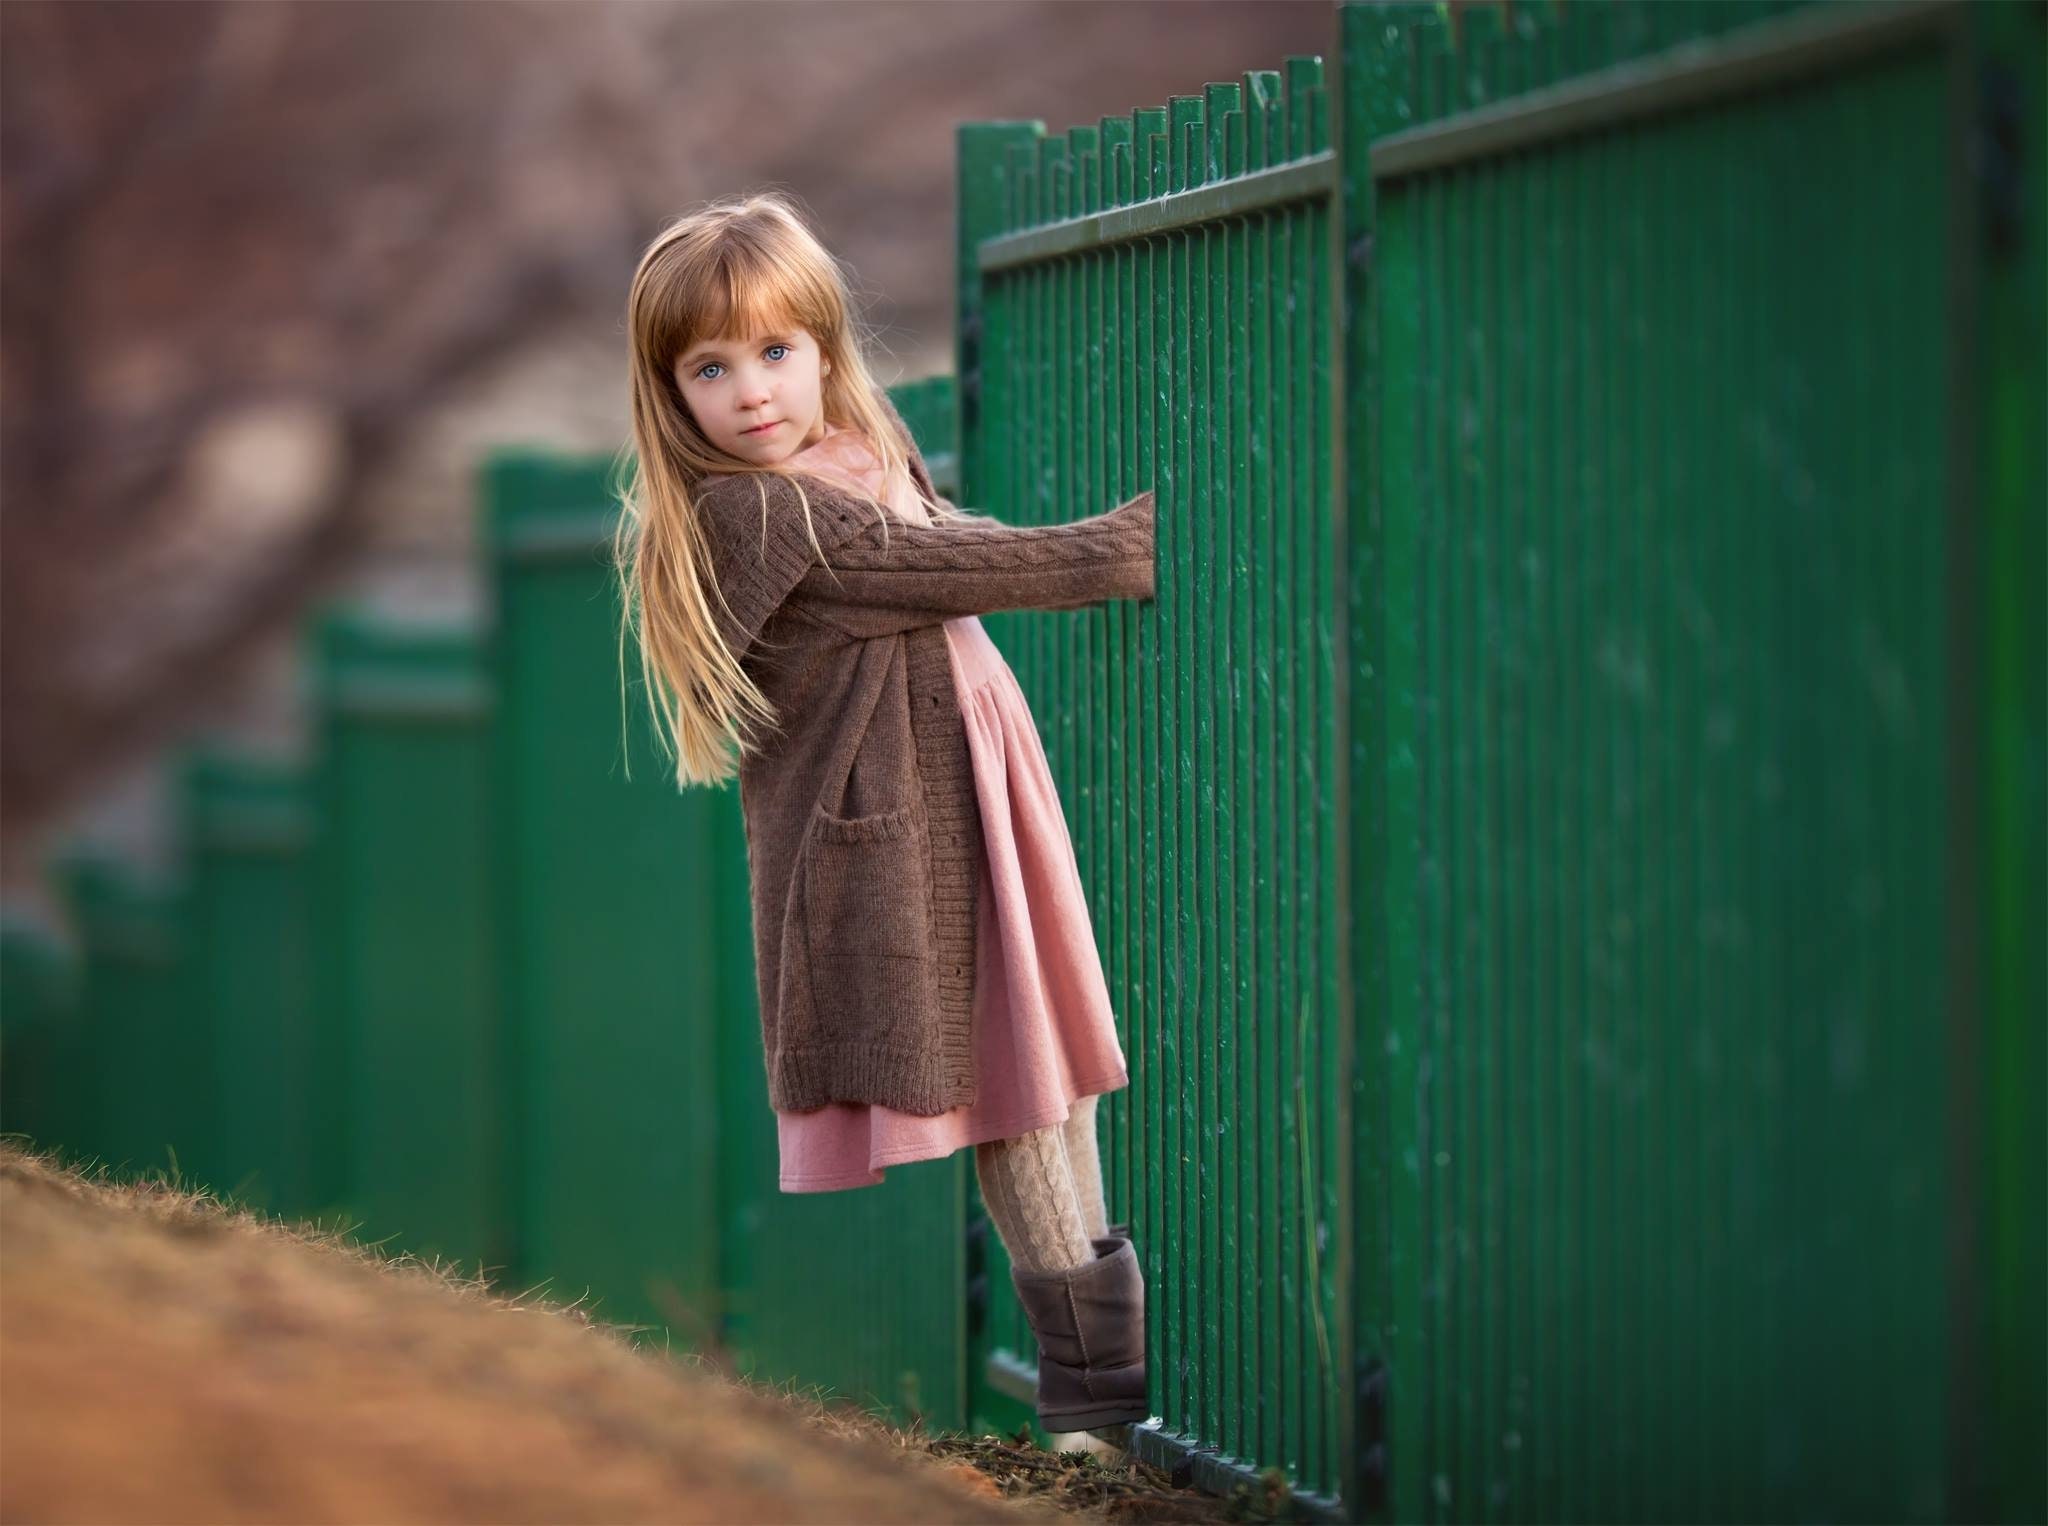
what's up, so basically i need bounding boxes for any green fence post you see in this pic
[483,447,722,1342]
[1971,2,2046,1519]
[0,909,83,1164]
[50,849,192,1186]
[176,746,317,1218]
[307,607,507,1278]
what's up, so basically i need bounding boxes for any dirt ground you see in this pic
[0,1139,1267,1525]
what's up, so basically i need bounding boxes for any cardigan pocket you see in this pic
[797,797,935,1047]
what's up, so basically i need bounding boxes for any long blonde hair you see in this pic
[610,191,972,790]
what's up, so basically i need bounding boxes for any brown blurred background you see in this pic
[0,0,1333,909]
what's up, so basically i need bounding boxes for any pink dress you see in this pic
[772,422,1130,1191]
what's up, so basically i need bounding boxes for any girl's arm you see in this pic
[792,487,1156,639]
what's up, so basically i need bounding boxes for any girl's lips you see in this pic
[743,420,780,435]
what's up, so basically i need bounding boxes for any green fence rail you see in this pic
[1,4,2039,1522]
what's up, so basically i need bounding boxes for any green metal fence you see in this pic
[1348,3,2041,1520]
[955,48,1353,1507]
[2,3,2040,1521]
[949,0,2041,1517]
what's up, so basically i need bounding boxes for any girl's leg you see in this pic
[1058,1092,1111,1241]
[974,1124,1093,1274]
[988,1112,1149,1437]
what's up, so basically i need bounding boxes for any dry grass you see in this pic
[0,1137,1257,1524]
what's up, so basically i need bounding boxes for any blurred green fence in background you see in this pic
[2,4,2039,1522]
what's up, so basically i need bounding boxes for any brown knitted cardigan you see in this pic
[691,395,1156,1115]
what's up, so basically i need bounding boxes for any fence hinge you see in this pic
[1977,57,2023,258]
[1356,1354,1388,1515]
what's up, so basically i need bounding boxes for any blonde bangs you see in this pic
[664,237,823,384]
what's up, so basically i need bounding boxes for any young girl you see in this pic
[613,192,1155,1435]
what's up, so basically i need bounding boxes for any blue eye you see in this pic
[696,343,790,382]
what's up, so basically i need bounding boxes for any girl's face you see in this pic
[673,322,832,463]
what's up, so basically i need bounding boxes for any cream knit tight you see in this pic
[974,1093,1112,1275]
[1058,1092,1110,1246]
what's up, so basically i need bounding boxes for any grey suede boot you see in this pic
[1009,1234,1149,1430]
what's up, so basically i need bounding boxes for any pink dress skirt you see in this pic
[773,426,1130,1191]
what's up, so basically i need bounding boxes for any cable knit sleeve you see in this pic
[692,469,877,660]
[791,488,1157,639]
